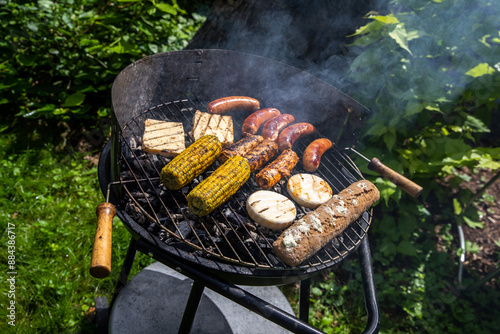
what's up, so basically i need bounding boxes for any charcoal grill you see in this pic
[93,49,380,333]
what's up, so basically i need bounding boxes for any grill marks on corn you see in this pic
[160,135,222,190]
[187,155,251,216]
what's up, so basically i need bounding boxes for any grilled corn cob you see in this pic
[187,155,250,216]
[160,135,222,190]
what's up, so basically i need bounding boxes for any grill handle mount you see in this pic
[90,202,116,278]
[368,158,423,198]
[349,148,423,198]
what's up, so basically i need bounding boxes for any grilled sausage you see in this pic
[302,138,333,172]
[243,140,279,172]
[218,133,264,163]
[207,96,260,114]
[262,114,295,142]
[255,149,299,189]
[242,108,281,134]
[277,123,315,151]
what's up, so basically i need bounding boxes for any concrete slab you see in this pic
[109,262,295,333]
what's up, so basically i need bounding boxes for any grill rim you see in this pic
[103,49,376,284]
[110,49,370,148]
[103,97,374,280]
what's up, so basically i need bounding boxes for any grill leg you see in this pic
[299,278,311,323]
[178,281,205,334]
[359,236,380,334]
[110,237,137,308]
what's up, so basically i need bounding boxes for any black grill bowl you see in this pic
[103,49,373,286]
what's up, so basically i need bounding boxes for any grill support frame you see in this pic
[104,224,379,334]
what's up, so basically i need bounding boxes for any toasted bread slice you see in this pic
[143,119,185,157]
[190,110,233,145]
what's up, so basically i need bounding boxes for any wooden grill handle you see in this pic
[90,202,116,278]
[368,158,423,198]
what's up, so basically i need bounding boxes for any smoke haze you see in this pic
[188,0,500,116]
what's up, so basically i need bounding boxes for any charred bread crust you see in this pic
[273,180,380,267]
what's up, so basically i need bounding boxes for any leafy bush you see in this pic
[0,0,206,123]
[0,134,159,333]
[349,0,500,230]
[341,0,500,332]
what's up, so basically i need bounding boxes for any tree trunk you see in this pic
[186,0,375,83]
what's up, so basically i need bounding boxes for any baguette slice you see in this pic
[287,174,332,208]
[190,110,234,145]
[143,119,185,157]
[246,190,296,230]
[273,180,380,267]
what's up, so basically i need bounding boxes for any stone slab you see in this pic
[109,262,295,333]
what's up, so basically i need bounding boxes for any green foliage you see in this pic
[339,0,500,332]
[0,0,206,122]
[349,0,500,228]
[308,271,366,333]
[0,2,205,332]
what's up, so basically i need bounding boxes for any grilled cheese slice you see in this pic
[190,110,234,145]
[246,190,296,230]
[143,119,186,157]
[287,174,333,209]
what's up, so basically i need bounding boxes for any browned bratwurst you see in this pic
[207,96,260,114]
[302,138,333,172]
[243,140,279,172]
[255,149,299,189]
[262,114,295,141]
[242,108,281,134]
[218,133,263,163]
[277,123,315,151]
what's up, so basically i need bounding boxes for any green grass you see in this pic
[0,130,153,333]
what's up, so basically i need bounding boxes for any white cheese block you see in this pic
[246,190,296,230]
[286,173,333,209]
[142,119,185,157]
[190,110,234,145]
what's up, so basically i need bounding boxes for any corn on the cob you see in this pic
[160,135,222,190]
[187,155,250,216]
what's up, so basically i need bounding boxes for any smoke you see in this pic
[344,0,500,117]
[188,1,373,92]
[189,0,500,117]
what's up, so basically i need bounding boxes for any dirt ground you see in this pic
[441,168,500,290]
[460,169,500,279]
